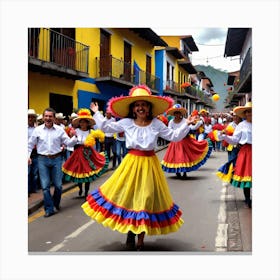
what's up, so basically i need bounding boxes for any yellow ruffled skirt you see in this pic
[81,150,184,235]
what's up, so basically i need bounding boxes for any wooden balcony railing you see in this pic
[95,55,160,91]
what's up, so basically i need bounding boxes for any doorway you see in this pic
[50,93,73,120]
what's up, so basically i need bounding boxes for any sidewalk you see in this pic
[28,181,77,215]
[227,186,252,252]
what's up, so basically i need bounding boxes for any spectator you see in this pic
[115,131,127,167]
[65,112,78,160]
[55,112,67,161]
[104,110,117,170]
[37,114,44,125]
[28,109,39,196]
[203,117,213,140]
[28,107,78,217]
[55,112,66,128]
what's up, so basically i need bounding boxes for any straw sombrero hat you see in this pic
[199,108,208,115]
[233,102,252,118]
[108,85,174,118]
[28,109,37,116]
[55,112,65,119]
[72,108,95,127]
[69,112,78,119]
[166,104,187,116]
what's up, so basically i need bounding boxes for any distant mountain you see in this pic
[194,65,229,112]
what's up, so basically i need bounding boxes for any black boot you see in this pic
[243,188,251,208]
[78,183,83,196]
[84,182,90,199]
[176,173,181,179]
[126,231,136,250]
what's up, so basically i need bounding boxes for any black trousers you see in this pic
[105,136,117,167]
[243,188,251,201]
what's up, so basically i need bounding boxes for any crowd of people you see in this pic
[28,84,252,250]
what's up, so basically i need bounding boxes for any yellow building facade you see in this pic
[28,28,168,116]
[28,28,211,118]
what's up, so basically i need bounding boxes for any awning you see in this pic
[165,47,184,59]
[224,28,249,57]
[178,61,197,74]
[181,36,199,52]
[129,28,168,47]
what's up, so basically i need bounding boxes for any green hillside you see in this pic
[195,65,229,112]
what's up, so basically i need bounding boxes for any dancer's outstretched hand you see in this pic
[90,102,99,113]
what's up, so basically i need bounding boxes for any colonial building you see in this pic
[224,28,252,108]
[28,28,212,117]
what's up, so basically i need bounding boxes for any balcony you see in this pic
[235,47,252,93]
[164,80,180,93]
[28,28,89,79]
[185,85,200,100]
[163,82,213,106]
[164,81,198,98]
[224,91,246,108]
[94,56,160,92]
[186,86,214,107]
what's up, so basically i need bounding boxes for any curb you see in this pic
[28,183,78,215]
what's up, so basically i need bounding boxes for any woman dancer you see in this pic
[161,104,212,179]
[217,102,252,208]
[81,85,195,250]
[62,109,108,199]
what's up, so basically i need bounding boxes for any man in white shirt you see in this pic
[28,108,77,217]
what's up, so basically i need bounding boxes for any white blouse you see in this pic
[168,118,201,132]
[222,120,252,145]
[75,128,91,144]
[93,111,190,151]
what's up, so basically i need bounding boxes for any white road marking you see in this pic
[48,220,95,252]
[215,184,228,251]
[215,223,228,247]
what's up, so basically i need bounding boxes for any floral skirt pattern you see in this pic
[216,144,252,188]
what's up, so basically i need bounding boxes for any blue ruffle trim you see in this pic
[89,189,181,223]
[217,156,237,175]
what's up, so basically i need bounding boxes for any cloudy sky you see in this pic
[153,27,240,73]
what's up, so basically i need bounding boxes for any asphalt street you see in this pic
[28,147,252,254]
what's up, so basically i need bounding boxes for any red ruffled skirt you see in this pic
[62,145,108,183]
[217,144,252,188]
[161,136,212,173]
